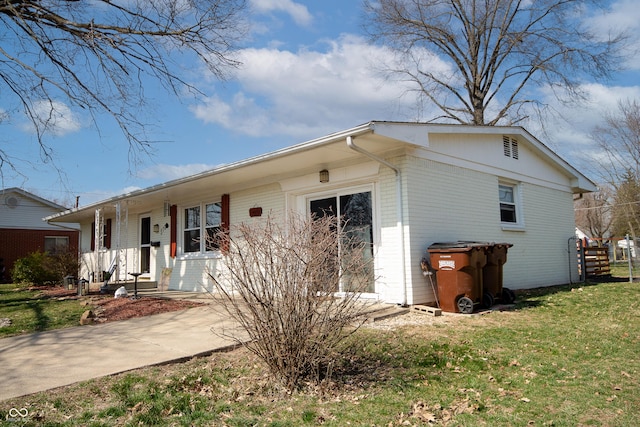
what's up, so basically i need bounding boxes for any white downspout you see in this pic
[346,135,408,307]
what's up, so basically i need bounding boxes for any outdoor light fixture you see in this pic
[153,224,160,233]
[319,169,329,183]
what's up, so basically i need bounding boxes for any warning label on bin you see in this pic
[439,260,455,270]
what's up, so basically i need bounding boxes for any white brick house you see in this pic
[46,122,595,306]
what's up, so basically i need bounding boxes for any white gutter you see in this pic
[45,123,375,223]
[346,135,408,307]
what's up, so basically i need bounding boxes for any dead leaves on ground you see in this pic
[393,389,481,426]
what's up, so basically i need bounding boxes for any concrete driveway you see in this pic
[0,305,245,401]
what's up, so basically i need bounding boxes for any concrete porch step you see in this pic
[100,281,158,292]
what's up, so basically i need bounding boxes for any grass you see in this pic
[0,283,88,338]
[2,278,639,426]
[609,260,640,279]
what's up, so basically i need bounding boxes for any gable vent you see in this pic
[503,136,519,160]
[503,136,511,157]
[5,196,18,208]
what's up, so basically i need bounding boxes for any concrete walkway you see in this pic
[0,305,245,401]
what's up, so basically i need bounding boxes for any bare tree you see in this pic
[574,187,613,244]
[590,99,640,241]
[363,0,625,126]
[611,171,640,240]
[0,0,247,175]
[208,211,375,391]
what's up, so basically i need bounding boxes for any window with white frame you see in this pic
[184,202,222,253]
[204,202,222,251]
[499,183,519,223]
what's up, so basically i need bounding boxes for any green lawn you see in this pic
[2,279,638,426]
[609,260,640,279]
[0,283,88,338]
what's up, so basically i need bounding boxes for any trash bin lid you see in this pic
[493,242,514,248]
[428,241,492,250]
[428,242,469,249]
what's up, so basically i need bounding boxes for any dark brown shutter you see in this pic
[91,222,95,251]
[105,218,112,249]
[170,204,177,258]
[220,194,230,253]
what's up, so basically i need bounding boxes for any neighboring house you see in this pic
[45,122,596,305]
[0,188,79,282]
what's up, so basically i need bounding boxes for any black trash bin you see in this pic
[427,242,490,314]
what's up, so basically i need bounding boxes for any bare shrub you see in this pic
[208,211,376,391]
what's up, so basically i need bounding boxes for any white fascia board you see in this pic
[45,123,375,222]
[512,127,597,193]
[417,124,597,193]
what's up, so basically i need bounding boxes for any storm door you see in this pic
[309,190,374,293]
[140,216,151,274]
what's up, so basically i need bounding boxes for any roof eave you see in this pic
[45,122,375,222]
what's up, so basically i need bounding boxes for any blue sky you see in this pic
[2,0,640,207]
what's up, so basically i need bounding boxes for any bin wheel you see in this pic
[501,288,516,304]
[482,292,494,308]
[457,297,474,314]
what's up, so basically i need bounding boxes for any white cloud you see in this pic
[191,26,637,177]
[191,35,444,139]
[75,186,142,207]
[584,0,640,69]
[20,100,81,136]
[522,83,640,172]
[586,0,640,35]
[250,0,313,26]
[136,163,219,181]
[77,164,219,206]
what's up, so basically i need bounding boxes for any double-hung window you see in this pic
[184,202,222,253]
[204,202,222,251]
[499,182,524,228]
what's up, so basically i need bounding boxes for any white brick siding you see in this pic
[170,183,285,291]
[72,126,586,303]
[401,153,577,305]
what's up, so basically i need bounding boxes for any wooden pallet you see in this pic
[583,247,611,277]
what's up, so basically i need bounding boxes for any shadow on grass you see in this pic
[590,275,640,283]
[0,287,52,333]
[326,336,460,393]
[30,301,50,331]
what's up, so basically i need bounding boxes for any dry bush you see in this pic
[208,211,375,391]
